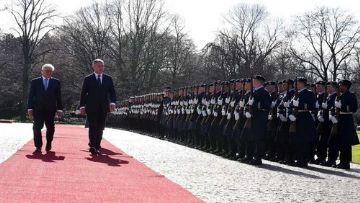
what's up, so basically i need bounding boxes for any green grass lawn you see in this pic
[352,131,360,164]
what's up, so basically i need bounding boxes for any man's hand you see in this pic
[27,109,33,120]
[80,107,86,115]
[110,103,116,112]
[56,110,64,118]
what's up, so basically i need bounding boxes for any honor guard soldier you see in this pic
[288,77,316,167]
[327,80,359,169]
[275,79,295,163]
[241,75,271,165]
[264,81,279,160]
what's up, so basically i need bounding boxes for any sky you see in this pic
[1,0,360,50]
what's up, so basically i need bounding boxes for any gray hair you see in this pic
[92,59,104,66]
[42,64,55,71]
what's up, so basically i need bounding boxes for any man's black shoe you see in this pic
[89,147,97,156]
[96,148,101,155]
[296,161,308,168]
[33,148,42,154]
[321,161,335,167]
[250,159,262,166]
[336,163,350,170]
[240,157,251,163]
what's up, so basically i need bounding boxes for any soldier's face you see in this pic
[209,85,214,92]
[245,82,251,91]
[339,84,348,93]
[327,85,335,94]
[282,83,288,90]
[296,82,305,89]
[278,84,284,92]
[267,85,275,92]
[316,84,324,92]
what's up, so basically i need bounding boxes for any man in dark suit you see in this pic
[80,59,117,155]
[27,64,63,154]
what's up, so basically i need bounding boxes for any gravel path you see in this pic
[1,124,359,203]
[104,128,360,203]
[0,123,33,163]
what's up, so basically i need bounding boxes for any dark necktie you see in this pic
[97,75,101,85]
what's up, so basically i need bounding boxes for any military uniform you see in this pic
[288,77,316,167]
[327,80,359,169]
[275,79,295,163]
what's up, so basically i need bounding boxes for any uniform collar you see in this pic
[298,88,306,93]
[254,86,264,91]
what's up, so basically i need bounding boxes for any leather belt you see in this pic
[297,110,310,113]
[340,112,352,115]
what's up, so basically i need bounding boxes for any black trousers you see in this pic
[87,112,107,149]
[328,144,352,164]
[33,110,56,149]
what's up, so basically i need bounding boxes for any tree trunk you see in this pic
[21,58,31,121]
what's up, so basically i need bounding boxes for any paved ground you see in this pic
[1,123,360,203]
[104,128,360,203]
[0,123,32,163]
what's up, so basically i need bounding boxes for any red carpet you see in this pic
[0,125,202,203]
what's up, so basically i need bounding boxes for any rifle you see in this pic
[233,81,245,131]
[317,85,328,135]
[330,85,340,136]
[289,79,298,133]
[201,85,210,126]
[243,80,253,129]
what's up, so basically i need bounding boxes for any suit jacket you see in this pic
[27,77,63,112]
[80,73,116,113]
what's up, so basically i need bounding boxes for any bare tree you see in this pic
[204,3,283,79]
[290,7,360,81]
[61,2,112,73]
[6,0,56,120]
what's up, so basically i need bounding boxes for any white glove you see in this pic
[335,100,341,108]
[202,111,207,117]
[268,114,273,120]
[227,113,231,120]
[315,101,319,109]
[234,112,240,120]
[213,111,218,117]
[207,109,211,115]
[218,99,223,105]
[317,115,324,122]
[280,115,287,122]
[230,101,235,107]
[292,99,299,107]
[271,101,277,108]
[197,108,201,115]
[322,102,328,109]
[245,112,252,118]
[289,114,296,122]
[283,101,290,108]
[221,109,226,116]
[329,115,338,124]
[225,97,230,104]
[248,97,254,105]
[239,100,245,108]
